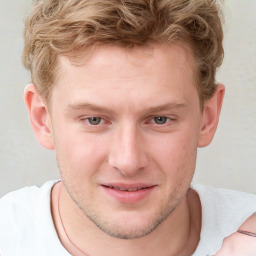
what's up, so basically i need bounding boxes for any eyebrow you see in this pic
[145,103,187,113]
[66,103,115,115]
[66,102,187,114]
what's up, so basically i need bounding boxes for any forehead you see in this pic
[51,43,198,112]
[58,43,195,82]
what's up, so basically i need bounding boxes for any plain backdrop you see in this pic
[0,0,255,197]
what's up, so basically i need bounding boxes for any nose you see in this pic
[108,123,149,177]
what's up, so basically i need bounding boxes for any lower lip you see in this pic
[101,186,155,204]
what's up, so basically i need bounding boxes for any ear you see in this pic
[198,84,225,147]
[24,84,55,150]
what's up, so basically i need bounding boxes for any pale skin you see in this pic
[24,43,225,256]
[215,213,256,256]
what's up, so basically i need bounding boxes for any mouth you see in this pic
[101,183,156,203]
[102,185,152,192]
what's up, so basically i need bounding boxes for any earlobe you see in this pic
[24,84,55,150]
[198,84,225,148]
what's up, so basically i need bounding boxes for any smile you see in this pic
[101,184,156,203]
[103,185,150,192]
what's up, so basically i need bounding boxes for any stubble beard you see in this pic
[56,146,196,240]
[61,175,188,240]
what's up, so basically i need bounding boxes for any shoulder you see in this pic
[192,184,256,255]
[0,180,58,255]
[1,184,41,212]
[193,184,256,204]
[0,180,56,217]
[193,184,256,226]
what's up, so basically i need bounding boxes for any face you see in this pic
[48,44,203,239]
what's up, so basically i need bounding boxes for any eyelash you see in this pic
[80,116,176,127]
[80,116,108,126]
[86,117,104,125]
[150,116,172,125]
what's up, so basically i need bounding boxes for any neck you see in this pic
[51,182,201,256]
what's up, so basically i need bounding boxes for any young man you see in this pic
[0,0,255,255]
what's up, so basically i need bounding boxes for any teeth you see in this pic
[109,186,145,191]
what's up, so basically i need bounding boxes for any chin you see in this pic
[93,217,160,240]
[84,206,176,240]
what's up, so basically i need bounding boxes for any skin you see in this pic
[215,213,256,256]
[24,43,224,256]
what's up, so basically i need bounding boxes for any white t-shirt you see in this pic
[0,180,255,256]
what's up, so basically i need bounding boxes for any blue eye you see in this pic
[87,117,102,125]
[153,116,168,124]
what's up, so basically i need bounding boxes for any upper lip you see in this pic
[101,183,156,191]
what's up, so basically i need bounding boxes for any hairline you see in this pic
[41,40,204,111]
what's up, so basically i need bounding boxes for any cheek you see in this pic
[149,131,198,186]
[151,132,198,166]
[53,129,107,175]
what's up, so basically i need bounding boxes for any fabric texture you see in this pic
[0,180,255,256]
[191,184,256,255]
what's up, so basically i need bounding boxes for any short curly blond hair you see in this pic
[22,0,224,104]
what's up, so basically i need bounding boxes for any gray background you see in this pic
[0,0,255,197]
